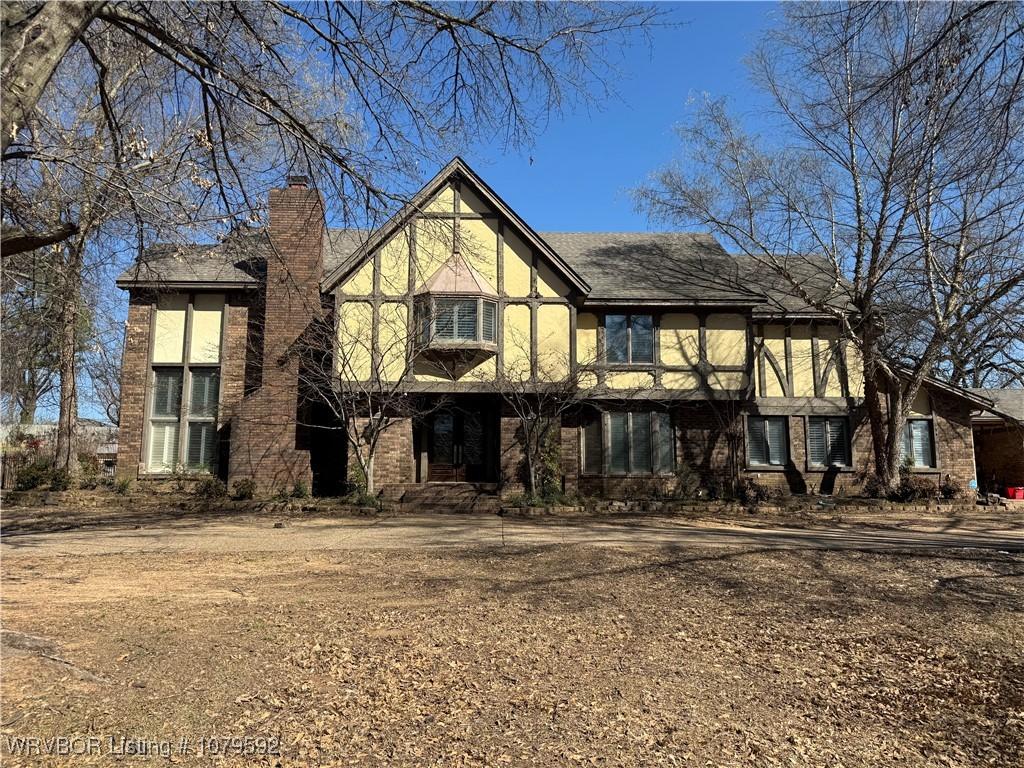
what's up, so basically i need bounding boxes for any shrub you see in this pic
[736,477,781,506]
[672,462,702,500]
[231,478,257,501]
[48,468,71,492]
[15,459,53,490]
[939,477,966,500]
[862,474,886,498]
[291,480,310,499]
[114,477,132,495]
[888,475,937,503]
[193,477,228,500]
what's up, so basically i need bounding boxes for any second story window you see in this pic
[416,296,497,345]
[605,314,654,364]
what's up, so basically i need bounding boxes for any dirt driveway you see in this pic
[2,510,1022,766]
[1,511,1022,556]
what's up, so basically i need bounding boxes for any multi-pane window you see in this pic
[417,296,497,344]
[147,294,223,473]
[903,419,936,468]
[605,314,654,364]
[807,416,851,467]
[582,410,674,475]
[747,416,788,466]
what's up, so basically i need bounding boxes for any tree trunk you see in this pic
[860,319,899,493]
[364,452,375,496]
[53,242,82,475]
[18,373,37,424]
[1,1,105,153]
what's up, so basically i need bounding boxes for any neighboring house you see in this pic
[115,157,997,498]
[971,388,1024,494]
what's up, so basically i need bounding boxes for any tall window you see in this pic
[147,294,223,473]
[582,410,674,475]
[605,314,654,364]
[807,416,850,467]
[903,419,935,468]
[747,416,788,466]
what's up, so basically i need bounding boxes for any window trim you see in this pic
[580,410,676,477]
[745,415,790,470]
[804,415,853,471]
[603,313,655,365]
[142,293,225,476]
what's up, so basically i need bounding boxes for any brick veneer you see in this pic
[115,295,154,479]
[228,182,325,493]
[349,417,415,489]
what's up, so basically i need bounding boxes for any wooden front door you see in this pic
[427,409,488,482]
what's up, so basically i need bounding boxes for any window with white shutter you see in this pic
[808,416,850,467]
[748,416,788,466]
[903,419,935,468]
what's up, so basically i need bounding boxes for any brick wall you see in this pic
[348,417,415,490]
[228,180,325,493]
[115,294,153,479]
[499,415,526,496]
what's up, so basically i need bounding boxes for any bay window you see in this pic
[416,295,497,344]
[147,294,223,473]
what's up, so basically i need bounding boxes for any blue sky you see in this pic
[457,2,779,233]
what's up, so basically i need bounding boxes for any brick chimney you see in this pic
[229,178,325,492]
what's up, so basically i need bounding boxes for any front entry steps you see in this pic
[381,483,502,514]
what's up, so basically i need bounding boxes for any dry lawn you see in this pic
[1,544,1022,766]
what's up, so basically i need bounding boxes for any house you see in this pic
[114,157,997,499]
[971,388,1024,494]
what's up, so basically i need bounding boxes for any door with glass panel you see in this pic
[427,408,489,482]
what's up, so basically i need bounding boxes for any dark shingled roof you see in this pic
[118,228,850,314]
[970,388,1024,422]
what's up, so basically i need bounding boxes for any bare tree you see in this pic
[637,1,1024,492]
[297,295,447,498]
[498,332,598,499]
[3,1,661,256]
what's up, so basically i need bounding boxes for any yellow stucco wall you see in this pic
[790,325,815,397]
[503,304,532,378]
[662,371,700,389]
[424,183,455,213]
[576,312,598,365]
[537,261,568,298]
[659,313,700,367]
[189,293,224,364]
[379,229,409,296]
[846,343,865,397]
[761,324,788,397]
[607,371,655,390]
[460,217,499,290]
[414,219,455,291]
[818,325,843,397]
[459,185,489,217]
[503,229,532,297]
[378,302,408,381]
[337,301,373,381]
[344,259,374,296]
[537,304,571,380]
[705,314,747,367]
